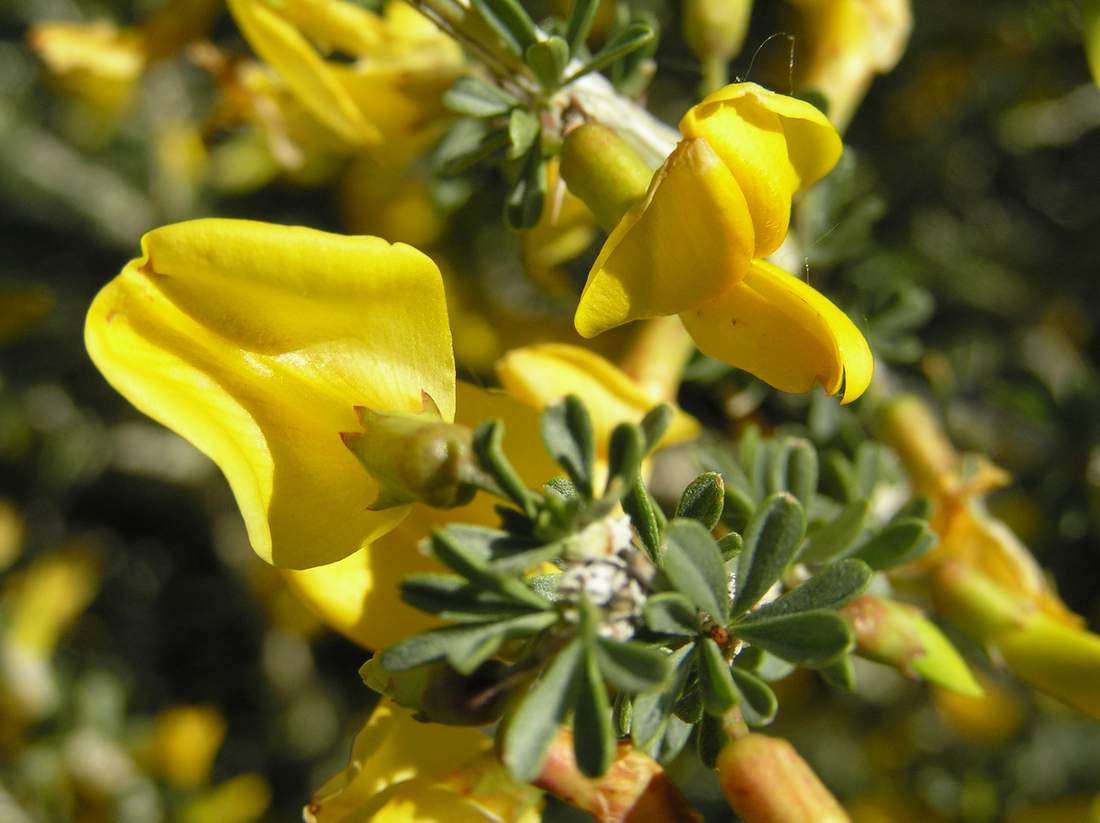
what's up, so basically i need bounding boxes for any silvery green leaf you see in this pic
[751,559,872,619]
[471,0,539,55]
[799,499,870,564]
[663,519,730,623]
[849,518,937,570]
[697,637,738,715]
[643,591,699,636]
[734,610,853,666]
[595,639,673,693]
[732,493,806,615]
[443,76,518,117]
[675,472,725,530]
[730,666,778,726]
[575,641,614,776]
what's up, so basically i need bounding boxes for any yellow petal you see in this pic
[28,21,145,81]
[282,382,557,648]
[85,219,454,568]
[679,82,842,256]
[680,259,872,403]
[496,343,699,451]
[574,138,754,337]
[227,0,380,146]
[151,705,227,790]
[305,702,489,823]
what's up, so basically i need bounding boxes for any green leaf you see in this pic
[850,518,937,570]
[400,573,534,620]
[507,107,541,159]
[443,76,518,117]
[526,36,570,88]
[502,639,583,781]
[640,405,673,453]
[892,495,933,522]
[631,644,692,754]
[563,21,655,83]
[436,121,510,175]
[696,712,727,768]
[799,500,870,564]
[751,559,872,619]
[730,666,778,726]
[505,152,547,229]
[606,423,645,498]
[817,654,856,690]
[595,639,672,693]
[732,493,806,615]
[565,0,600,51]
[622,480,662,560]
[471,0,539,56]
[429,530,549,608]
[769,437,818,509]
[575,641,615,776]
[673,676,703,724]
[381,611,557,672]
[541,396,596,498]
[822,450,858,503]
[734,610,853,666]
[359,657,429,708]
[643,592,699,636]
[722,484,756,533]
[472,420,538,516]
[717,532,743,560]
[663,519,730,624]
[697,637,739,715]
[675,472,725,530]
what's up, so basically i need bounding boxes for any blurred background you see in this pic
[2,0,1100,820]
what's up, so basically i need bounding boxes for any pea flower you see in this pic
[563,84,872,404]
[85,219,456,570]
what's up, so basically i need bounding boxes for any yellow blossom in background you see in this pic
[85,219,455,569]
[149,705,227,790]
[305,702,541,823]
[227,0,463,158]
[788,0,913,132]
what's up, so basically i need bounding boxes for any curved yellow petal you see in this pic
[283,382,556,648]
[306,702,489,823]
[227,0,380,147]
[680,259,872,403]
[496,344,699,451]
[85,219,454,568]
[574,138,754,337]
[679,82,842,256]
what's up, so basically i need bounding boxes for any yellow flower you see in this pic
[85,219,455,569]
[305,702,542,823]
[566,87,871,403]
[227,0,462,157]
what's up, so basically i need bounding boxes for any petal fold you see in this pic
[85,218,454,568]
[679,259,872,403]
[574,138,754,337]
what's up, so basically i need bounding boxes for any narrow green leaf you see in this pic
[721,484,755,533]
[822,450,858,503]
[697,637,739,715]
[595,639,672,693]
[818,654,856,690]
[751,559,872,619]
[673,676,703,724]
[730,667,778,726]
[675,472,725,530]
[734,610,853,666]
[504,152,547,229]
[717,532,743,560]
[526,36,569,88]
[443,76,518,117]
[606,423,645,499]
[768,437,818,508]
[640,405,673,453]
[436,121,509,175]
[541,396,596,498]
[400,573,533,620]
[429,530,549,608]
[850,518,937,570]
[472,420,538,516]
[563,21,655,83]
[565,0,600,51]
[732,493,806,615]
[381,611,557,673]
[655,715,693,764]
[696,711,727,768]
[663,519,731,623]
[575,641,615,776]
[892,495,934,522]
[471,0,539,56]
[799,500,870,564]
[502,639,583,781]
[622,479,661,560]
[643,592,699,636]
[740,427,769,500]
[507,107,540,159]
[630,644,692,753]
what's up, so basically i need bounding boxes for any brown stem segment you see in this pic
[533,730,701,823]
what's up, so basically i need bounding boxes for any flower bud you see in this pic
[682,0,753,93]
[717,733,850,823]
[419,660,511,726]
[342,396,477,510]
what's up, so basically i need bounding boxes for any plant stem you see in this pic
[619,317,696,405]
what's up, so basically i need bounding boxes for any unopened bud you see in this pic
[341,393,477,509]
[682,0,752,93]
[841,594,982,696]
[560,123,653,232]
[717,733,849,823]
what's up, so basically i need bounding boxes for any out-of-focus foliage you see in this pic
[2,0,1100,820]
